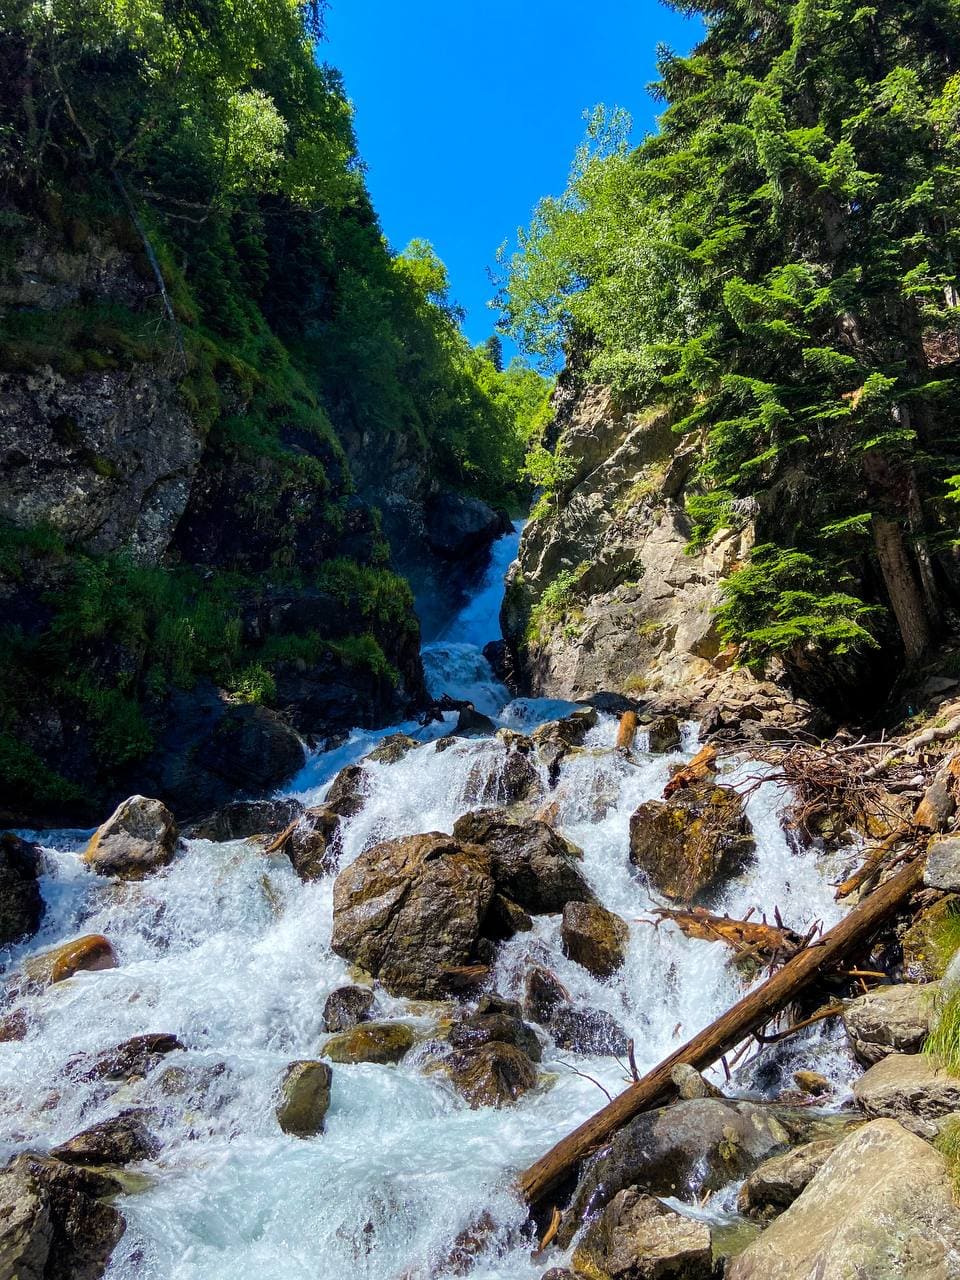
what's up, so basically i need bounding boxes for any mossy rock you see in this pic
[322,1021,414,1065]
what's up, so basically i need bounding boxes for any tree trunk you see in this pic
[872,515,932,665]
[517,855,924,1208]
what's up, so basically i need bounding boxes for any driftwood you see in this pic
[834,824,913,900]
[663,743,717,798]
[616,711,639,753]
[863,714,960,779]
[517,854,924,1208]
[643,906,804,960]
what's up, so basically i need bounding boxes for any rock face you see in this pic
[331,832,495,998]
[425,493,511,560]
[561,901,629,978]
[83,795,179,879]
[853,1052,960,1122]
[628,784,755,904]
[728,1120,960,1280]
[451,812,593,913]
[842,983,934,1065]
[571,1189,713,1280]
[0,832,44,945]
[276,1061,332,1137]
[323,1022,414,1065]
[0,1152,126,1280]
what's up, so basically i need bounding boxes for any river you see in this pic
[4,525,851,1278]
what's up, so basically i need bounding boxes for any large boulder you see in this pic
[187,797,303,842]
[0,1152,126,1280]
[853,1052,960,1124]
[447,995,542,1063]
[83,796,179,879]
[276,1061,332,1137]
[324,764,368,819]
[737,1138,840,1221]
[425,492,511,560]
[50,1111,160,1167]
[842,983,934,1065]
[452,811,593,913]
[430,1041,538,1109]
[23,934,117,987]
[323,1022,414,1065]
[571,1189,713,1280]
[629,783,755,904]
[561,901,629,978]
[728,1120,960,1280]
[0,833,44,946]
[331,832,495,998]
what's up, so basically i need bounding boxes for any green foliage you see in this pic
[526,564,588,645]
[928,905,960,981]
[502,2,960,668]
[927,984,960,1078]
[935,1114,960,1196]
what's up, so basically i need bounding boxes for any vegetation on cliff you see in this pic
[502,0,960,682]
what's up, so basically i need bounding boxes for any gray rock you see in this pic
[83,795,178,879]
[0,832,44,946]
[276,1061,332,1137]
[561,901,628,978]
[187,798,304,842]
[647,714,682,754]
[322,986,376,1033]
[853,1052,960,1122]
[331,832,495,998]
[452,811,593,914]
[453,705,498,738]
[842,983,934,1065]
[728,1120,960,1280]
[550,1005,630,1056]
[324,764,367,819]
[737,1138,840,1220]
[571,1188,713,1280]
[365,733,419,765]
[425,492,511,560]
[670,1063,723,1100]
[924,837,960,893]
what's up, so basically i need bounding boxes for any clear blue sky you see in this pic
[321,1,701,353]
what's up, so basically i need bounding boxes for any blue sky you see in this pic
[322,1,700,353]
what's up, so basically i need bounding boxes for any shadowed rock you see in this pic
[453,811,593,914]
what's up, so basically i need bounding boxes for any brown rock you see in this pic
[737,1138,840,1221]
[523,965,569,1023]
[793,1070,831,1097]
[571,1188,713,1280]
[323,1021,414,1065]
[325,764,368,818]
[561,901,628,978]
[322,985,376,1033]
[484,892,533,940]
[434,1040,538,1109]
[452,811,593,914]
[331,832,494,998]
[629,783,755,904]
[83,795,178,879]
[447,995,542,1063]
[270,805,341,882]
[365,734,418,765]
[24,934,117,987]
[71,1032,184,1083]
[51,1111,160,1166]
[276,1060,332,1137]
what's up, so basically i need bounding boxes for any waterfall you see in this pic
[2,528,852,1280]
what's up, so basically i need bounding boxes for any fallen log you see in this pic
[616,711,639,754]
[663,743,717,799]
[517,854,924,1208]
[642,906,804,960]
[834,824,912,900]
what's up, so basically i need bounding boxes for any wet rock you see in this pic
[73,1032,184,1084]
[540,1271,574,1280]
[322,985,376,1033]
[447,995,542,1063]
[793,1070,831,1097]
[531,708,598,780]
[0,1008,29,1042]
[51,1111,160,1166]
[499,747,541,805]
[728,1120,960,1280]
[453,705,497,738]
[83,795,179,879]
[323,1021,414,1065]
[550,1005,630,1056]
[737,1138,839,1221]
[842,982,934,1065]
[523,965,569,1023]
[484,892,533,940]
[331,832,495,998]
[193,704,305,802]
[561,901,628,978]
[276,1060,332,1137]
[571,1188,713,1280]
[452,811,593,914]
[853,1051,960,1124]
[270,805,341,882]
[324,764,367,819]
[560,1098,833,1248]
[924,837,960,893]
[433,1040,538,1109]
[646,714,682,754]
[903,896,960,980]
[670,1063,723,1100]
[628,783,755,905]
[0,832,44,945]
[24,934,117,987]
[425,492,510,560]
[187,797,303,842]
[366,733,419,765]
[0,1152,125,1280]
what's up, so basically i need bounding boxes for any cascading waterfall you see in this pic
[3,526,856,1279]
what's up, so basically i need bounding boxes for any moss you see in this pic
[0,303,172,375]
[329,635,399,686]
[525,563,589,646]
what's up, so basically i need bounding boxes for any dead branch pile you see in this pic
[641,905,806,964]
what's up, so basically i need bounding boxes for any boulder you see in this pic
[425,492,510,560]
[0,832,44,945]
[523,964,569,1023]
[903,896,960,981]
[484,892,533,940]
[853,1051,960,1123]
[324,764,367,819]
[842,983,934,1065]
[924,837,960,893]
[24,934,117,987]
[571,1189,713,1280]
[452,811,593,914]
[0,1153,125,1280]
[195,703,305,799]
[322,985,376,1033]
[366,734,419,765]
[453,705,497,738]
[628,783,755,904]
[561,901,628,978]
[560,1098,834,1248]
[323,1022,414,1065]
[646,714,682,754]
[331,832,495,998]
[432,1040,538,1109]
[793,1070,831,1098]
[270,805,341,882]
[447,995,542,1063]
[187,797,303,842]
[737,1138,839,1221]
[531,709,598,781]
[71,1032,184,1084]
[276,1060,332,1137]
[670,1064,723,1100]
[550,1005,630,1056]
[728,1120,960,1280]
[50,1111,160,1166]
[83,796,179,879]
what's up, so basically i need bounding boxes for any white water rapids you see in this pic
[5,526,855,1278]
